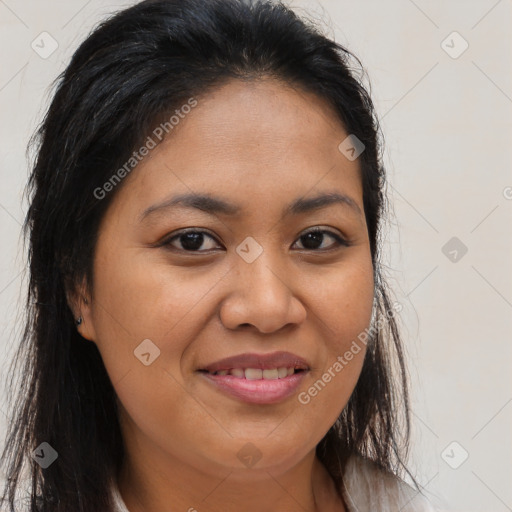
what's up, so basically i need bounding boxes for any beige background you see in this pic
[1,1,511,511]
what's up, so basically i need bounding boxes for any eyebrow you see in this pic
[139,190,362,222]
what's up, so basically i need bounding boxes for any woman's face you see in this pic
[80,78,374,479]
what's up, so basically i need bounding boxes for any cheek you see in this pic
[114,362,236,472]
[90,248,227,364]
[91,254,233,467]
[298,255,374,418]
[309,251,375,352]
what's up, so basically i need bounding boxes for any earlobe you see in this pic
[76,297,98,342]
[65,278,97,342]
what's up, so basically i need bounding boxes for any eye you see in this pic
[161,227,350,253]
[293,227,351,251]
[163,229,221,252]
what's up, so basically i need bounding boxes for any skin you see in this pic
[72,78,375,512]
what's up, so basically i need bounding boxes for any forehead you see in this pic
[108,78,363,220]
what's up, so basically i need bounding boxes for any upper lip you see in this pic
[199,351,310,373]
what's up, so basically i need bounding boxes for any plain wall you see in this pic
[1,1,511,511]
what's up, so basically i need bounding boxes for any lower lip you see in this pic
[199,371,308,404]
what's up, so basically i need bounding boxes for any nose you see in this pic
[219,254,307,334]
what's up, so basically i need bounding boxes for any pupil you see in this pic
[302,232,322,249]
[181,233,204,251]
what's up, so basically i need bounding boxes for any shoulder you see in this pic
[341,454,438,512]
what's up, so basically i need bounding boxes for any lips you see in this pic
[197,351,310,404]
[198,351,310,374]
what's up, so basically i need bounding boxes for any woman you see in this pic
[1,0,437,510]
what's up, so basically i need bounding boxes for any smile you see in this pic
[198,368,308,404]
[204,367,302,379]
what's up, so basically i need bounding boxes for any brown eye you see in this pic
[163,230,221,252]
[294,228,350,251]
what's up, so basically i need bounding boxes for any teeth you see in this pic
[278,367,288,378]
[262,369,279,380]
[245,368,263,380]
[211,367,300,379]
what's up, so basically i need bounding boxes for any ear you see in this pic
[64,275,97,343]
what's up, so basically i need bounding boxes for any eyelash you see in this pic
[160,227,351,254]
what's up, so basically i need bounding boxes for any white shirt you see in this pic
[110,455,437,512]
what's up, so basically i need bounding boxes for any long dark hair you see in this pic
[1,0,419,510]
